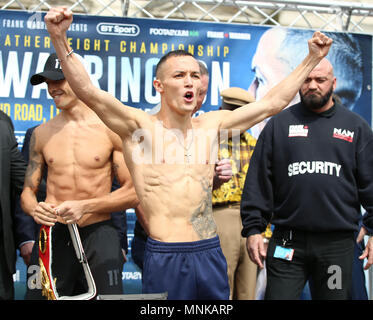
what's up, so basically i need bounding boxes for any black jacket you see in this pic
[241,102,373,236]
[0,111,27,274]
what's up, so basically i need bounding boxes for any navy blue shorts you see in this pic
[142,236,230,300]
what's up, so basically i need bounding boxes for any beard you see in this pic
[299,85,333,110]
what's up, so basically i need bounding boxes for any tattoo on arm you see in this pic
[24,132,44,190]
[190,178,217,240]
[112,162,120,178]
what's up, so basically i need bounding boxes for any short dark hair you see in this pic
[155,50,195,78]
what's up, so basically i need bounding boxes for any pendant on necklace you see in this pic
[185,152,191,163]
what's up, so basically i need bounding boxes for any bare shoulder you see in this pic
[27,121,58,157]
[32,118,59,145]
[118,105,154,138]
[130,104,156,119]
[193,109,231,129]
[104,124,123,148]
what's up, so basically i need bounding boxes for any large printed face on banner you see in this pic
[0,10,371,147]
[247,27,370,139]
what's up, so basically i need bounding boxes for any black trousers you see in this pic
[0,240,14,300]
[265,227,354,300]
[26,220,124,299]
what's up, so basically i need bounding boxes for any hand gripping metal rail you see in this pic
[38,224,97,300]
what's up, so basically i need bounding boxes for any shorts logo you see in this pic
[333,128,354,142]
[288,125,308,137]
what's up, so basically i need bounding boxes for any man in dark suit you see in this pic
[0,110,27,299]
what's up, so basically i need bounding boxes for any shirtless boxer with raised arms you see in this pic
[44,6,332,300]
[21,53,138,297]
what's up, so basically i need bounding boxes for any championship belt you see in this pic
[38,224,97,300]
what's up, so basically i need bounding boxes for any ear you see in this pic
[153,79,163,93]
[332,76,337,91]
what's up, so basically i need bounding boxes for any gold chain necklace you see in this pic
[181,129,194,163]
[158,120,194,163]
